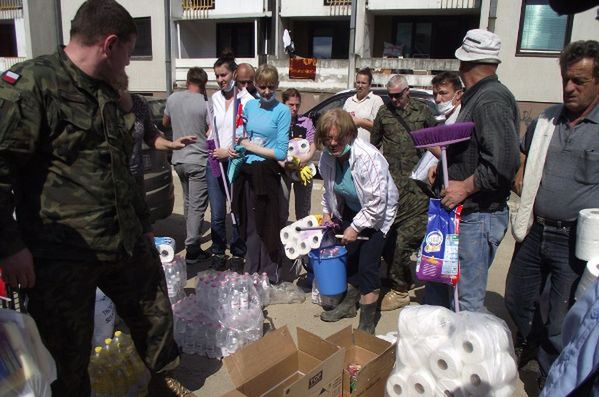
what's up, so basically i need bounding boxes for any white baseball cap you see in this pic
[455,29,502,64]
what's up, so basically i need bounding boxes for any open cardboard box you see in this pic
[222,325,345,397]
[326,326,396,397]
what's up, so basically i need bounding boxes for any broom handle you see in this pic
[441,145,461,313]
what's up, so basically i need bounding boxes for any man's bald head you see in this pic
[236,63,257,95]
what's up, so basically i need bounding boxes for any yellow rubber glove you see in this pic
[299,165,314,186]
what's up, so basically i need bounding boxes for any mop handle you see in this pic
[295,226,328,231]
[441,146,460,313]
[335,235,369,241]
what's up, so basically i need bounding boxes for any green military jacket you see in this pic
[371,99,437,219]
[0,47,150,261]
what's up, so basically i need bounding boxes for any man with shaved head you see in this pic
[236,62,258,97]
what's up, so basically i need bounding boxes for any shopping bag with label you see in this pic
[416,198,462,285]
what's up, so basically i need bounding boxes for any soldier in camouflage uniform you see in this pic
[371,75,437,311]
[0,1,179,396]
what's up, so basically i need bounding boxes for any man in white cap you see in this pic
[426,29,520,313]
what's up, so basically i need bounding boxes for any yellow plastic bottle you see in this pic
[113,331,150,397]
[103,337,134,396]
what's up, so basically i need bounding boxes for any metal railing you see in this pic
[0,57,27,73]
[0,0,22,18]
[181,0,215,19]
[325,0,350,16]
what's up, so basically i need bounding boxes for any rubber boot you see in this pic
[357,302,378,334]
[320,285,360,322]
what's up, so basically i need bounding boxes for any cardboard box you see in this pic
[326,326,396,397]
[222,325,345,397]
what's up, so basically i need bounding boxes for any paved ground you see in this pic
[153,174,539,397]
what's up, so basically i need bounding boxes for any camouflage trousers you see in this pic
[383,208,428,292]
[26,238,179,397]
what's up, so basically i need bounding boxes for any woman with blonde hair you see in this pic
[231,64,290,283]
[316,108,398,333]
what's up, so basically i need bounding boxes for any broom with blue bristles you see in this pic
[409,121,475,312]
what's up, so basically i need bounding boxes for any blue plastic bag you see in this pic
[415,198,462,285]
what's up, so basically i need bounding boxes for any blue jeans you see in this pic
[505,221,584,375]
[206,161,245,256]
[424,208,509,312]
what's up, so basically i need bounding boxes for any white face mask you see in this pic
[436,99,454,115]
[222,79,235,93]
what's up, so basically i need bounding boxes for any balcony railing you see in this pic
[324,0,350,16]
[0,0,22,18]
[181,0,215,19]
[440,0,480,9]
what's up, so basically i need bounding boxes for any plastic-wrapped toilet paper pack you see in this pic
[576,208,599,261]
[386,305,517,397]
[154,236,176,263]
[575,257,599,300]
[280,215,325,259]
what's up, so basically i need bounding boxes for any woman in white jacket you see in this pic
[317,108,399,333]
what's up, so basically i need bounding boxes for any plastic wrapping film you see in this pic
[0,309,56,397]
[386,305,517,397]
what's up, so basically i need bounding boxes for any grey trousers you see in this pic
[174,163,209,247]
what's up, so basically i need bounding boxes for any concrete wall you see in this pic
[60,0,168,93]
[23,1,59,57]
[493,4,599,104]
[368,0,480,11]
[280,0,350,17]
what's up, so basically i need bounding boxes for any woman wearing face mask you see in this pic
[207,51,255,266]
[316,108,399,334]
[231,64,291,283]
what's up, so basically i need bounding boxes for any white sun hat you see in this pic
[455,29,502,64]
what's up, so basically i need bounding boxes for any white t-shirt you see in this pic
[209,88,254,148]
[342,92,384,143]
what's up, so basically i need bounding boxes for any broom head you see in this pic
[409,121,475,149]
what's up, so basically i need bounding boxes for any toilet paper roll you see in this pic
[575,257,599,300]
[285,245,300,260]
[576,208,599,261]
[461,362,494,396]
[429,346,463,379]
[407,370,436,397]
[397,340,431,368]
[398,306,456,339]
[158,244,175,264]
[494,352,517,385]
[280,225,296,245]
[307,232,323,249]
[453,328,490,364]
[299,215,319,229]
[494,384,516,397]
[297,239,311,255]
[436,378,467,397]
[385,370,411,397]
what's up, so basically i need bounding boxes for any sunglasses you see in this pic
[388,88,409,99]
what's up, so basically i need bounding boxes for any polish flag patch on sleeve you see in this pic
[2,70,21,85]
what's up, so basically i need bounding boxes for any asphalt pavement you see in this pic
[152,172,538,397]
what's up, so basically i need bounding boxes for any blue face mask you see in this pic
[259,93,277,106]
[327,144,351,157]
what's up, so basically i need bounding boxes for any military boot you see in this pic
[358,302,378,335]
[320,284,360,322]
[380,289,410,311]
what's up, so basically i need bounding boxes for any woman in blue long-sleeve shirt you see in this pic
[232,64,290,283]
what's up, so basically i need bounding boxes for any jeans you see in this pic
[424,208,509,312]
[206,161,245,256]
[505,221,584,375]
[174,163,208,247]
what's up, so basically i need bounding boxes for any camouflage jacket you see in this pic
[371,100,437,218]
[0,48,150,261]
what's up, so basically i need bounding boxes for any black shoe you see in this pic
[185,246,210,265]
[320,285,360,322]
[358,302,378,334]
[515,340,539,369]
[211,254,228,271]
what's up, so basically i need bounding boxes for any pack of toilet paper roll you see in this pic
[386,305,517,397]
[280,215,324,259]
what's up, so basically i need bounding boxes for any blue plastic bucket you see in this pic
[308,246,347,295]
